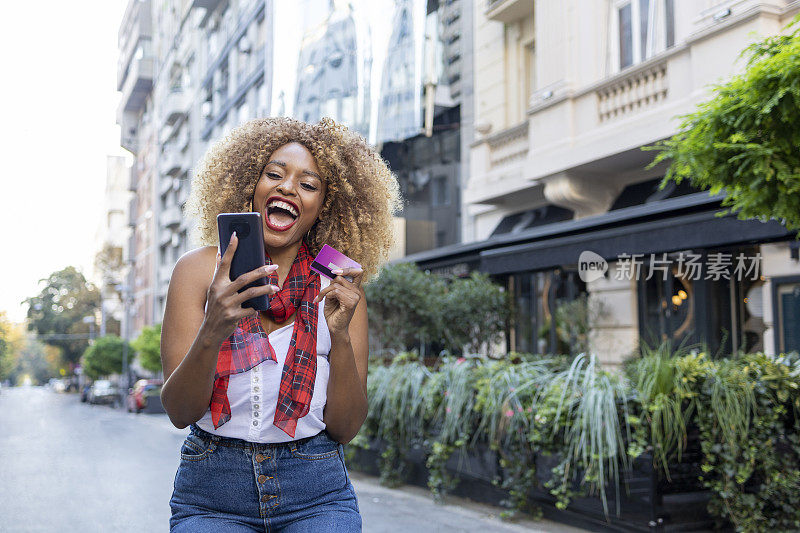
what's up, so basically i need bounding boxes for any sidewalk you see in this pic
[349,471,588,533]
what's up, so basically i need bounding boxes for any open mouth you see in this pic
[265,197,299,231]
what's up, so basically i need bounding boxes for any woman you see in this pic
[160,117,400,532]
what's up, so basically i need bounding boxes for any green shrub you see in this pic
[81,335,128,380]
[365,264,509,357]
[354,348,800,527]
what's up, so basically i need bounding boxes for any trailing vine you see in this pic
[355,349,800,529]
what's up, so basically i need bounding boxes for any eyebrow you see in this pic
[266,160,323,181]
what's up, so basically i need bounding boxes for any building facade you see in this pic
[117,0,158,337]
[92,156,132,337]
[405,0,800,366]
[119,0,473,324]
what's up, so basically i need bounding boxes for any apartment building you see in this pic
[117,0,473,322]
[406,0,800,366]
[117,0,158,337]
[143,0,269,316]
[92,156,132,337]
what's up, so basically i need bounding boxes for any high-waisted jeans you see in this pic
[169,423,362,532]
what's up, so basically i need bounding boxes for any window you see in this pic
[637,247,764,355]
[432,175,449,206]
[772,276,800,354]
[616,0,674,70]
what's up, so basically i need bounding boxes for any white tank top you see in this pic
[196,276,332,443]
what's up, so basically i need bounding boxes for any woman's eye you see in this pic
[301,183,317,191]
[267,172,281,179]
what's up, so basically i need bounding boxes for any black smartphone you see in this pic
[217,212,270,311]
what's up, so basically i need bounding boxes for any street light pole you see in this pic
[117,284,133,402]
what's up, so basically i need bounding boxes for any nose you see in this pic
[275,175,298,197]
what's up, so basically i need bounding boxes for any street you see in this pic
[0,387,583,533]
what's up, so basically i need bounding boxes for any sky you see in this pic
[0,1,130,322]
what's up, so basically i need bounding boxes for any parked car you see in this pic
[126,379,163,413]
[88,380,120,407]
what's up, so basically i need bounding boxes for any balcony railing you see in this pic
[487,122,529,169]
[597,61,668,123]
[162,205,183,228]
[485,0,534,24]
[161,150,185,177]
[163,88,189,126]
[120,56,154,113]
[190,0,221,11]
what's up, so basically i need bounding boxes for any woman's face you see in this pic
[252,142,327,251]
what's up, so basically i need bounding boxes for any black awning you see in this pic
[402,192,795,274]
[480,211,792,275]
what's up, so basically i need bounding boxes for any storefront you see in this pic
[402,188,797,365]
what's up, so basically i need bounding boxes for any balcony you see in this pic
[119,56,154,114]
[465,122,530,206]
[159,175,177,196]
[486,122,528,169]
[162,205,183,228]
[485,0,534,24]
[596,61,668,123]
[190,0,221,11]
[163,89,189,126]
[117,0,152,89]
[159,228,173,247]
[161,149,185,177]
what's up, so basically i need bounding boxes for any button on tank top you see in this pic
[196,276,332,442]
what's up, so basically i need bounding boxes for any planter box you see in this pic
[345,436,728,532]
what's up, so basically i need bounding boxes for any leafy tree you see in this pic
[0,312,18,381]
[24,267,101,369]
[94,243,125,336]
[81,335,128,380]
[441,272,510,356]
[13,336,58,385]
[94,243,125,282]
[364,262,447,355]
[647,16,800,231]
[132,324,162,374]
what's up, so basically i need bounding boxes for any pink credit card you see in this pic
[310,244,362,282]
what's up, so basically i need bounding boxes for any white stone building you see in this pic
[406,0,800,366]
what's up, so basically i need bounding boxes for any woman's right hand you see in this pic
[200,232,279,346]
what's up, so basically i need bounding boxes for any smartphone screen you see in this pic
[217,212,269,311]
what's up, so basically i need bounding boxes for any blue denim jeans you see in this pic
[170,424,362,532]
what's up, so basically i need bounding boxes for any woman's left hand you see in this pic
[313,267,364,340]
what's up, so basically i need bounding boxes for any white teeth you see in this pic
[267,199,298,217]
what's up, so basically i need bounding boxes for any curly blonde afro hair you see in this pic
[185,116,402,282]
